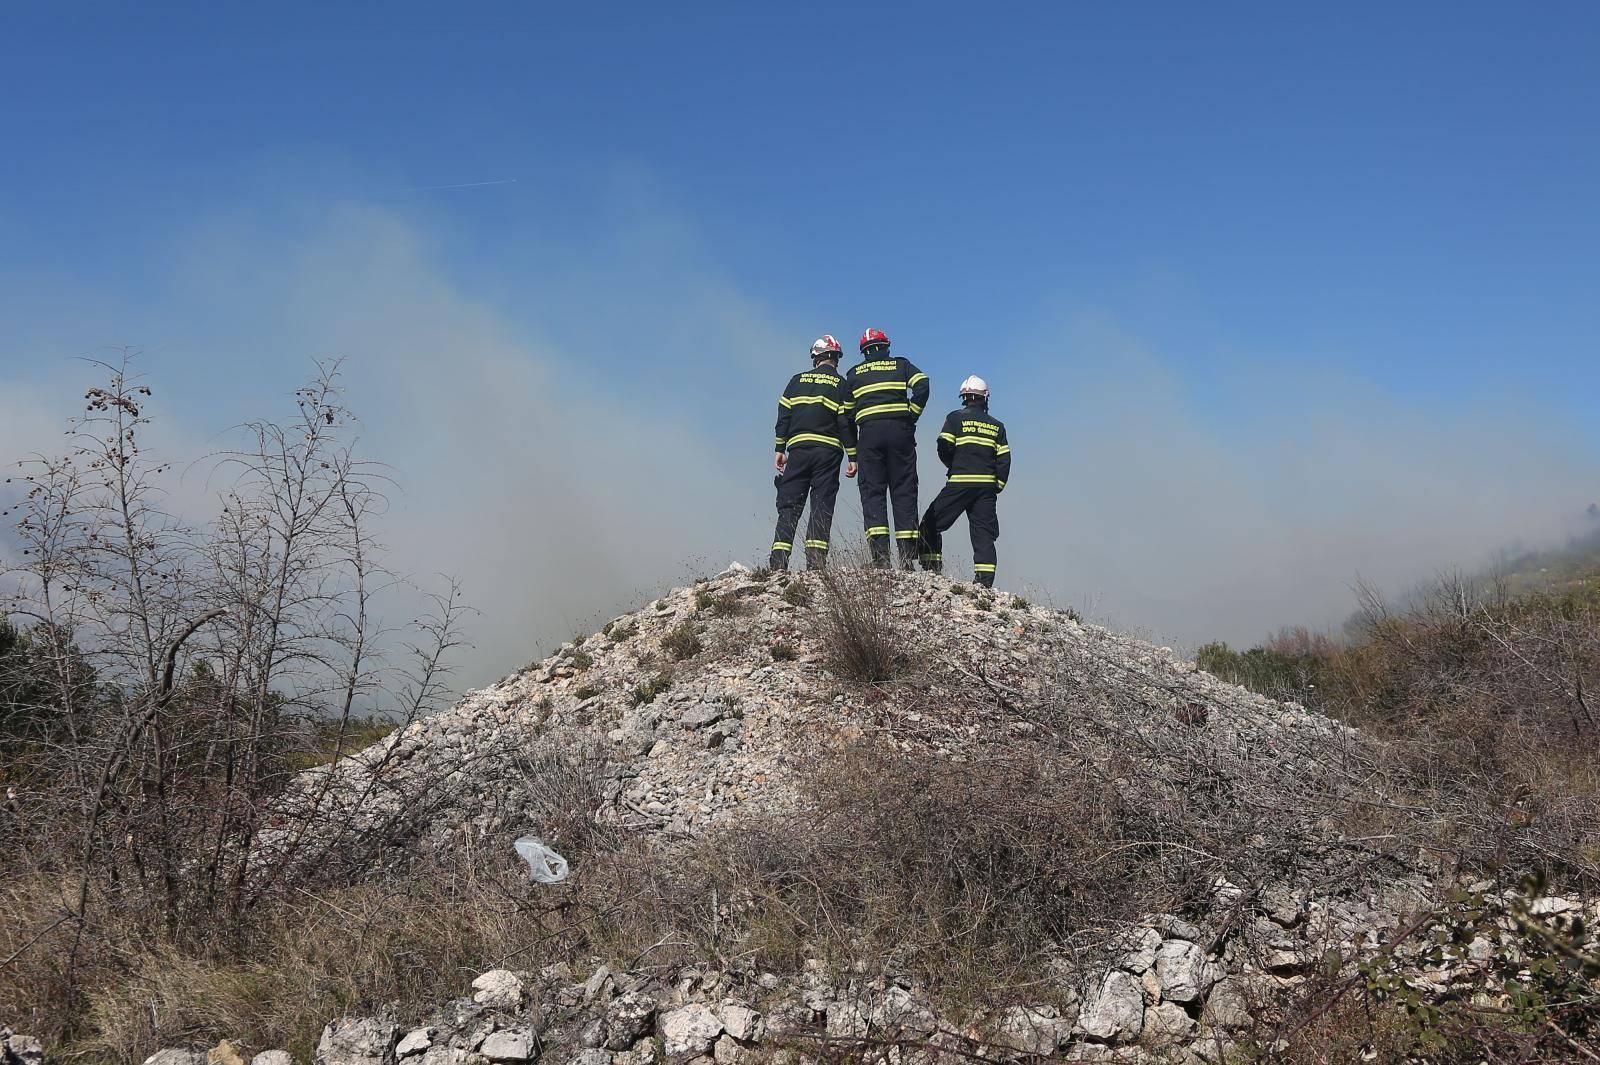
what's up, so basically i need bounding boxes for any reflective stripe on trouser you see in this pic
[917,482,999,585]
[856,419,919,567]
[771,445,842,570]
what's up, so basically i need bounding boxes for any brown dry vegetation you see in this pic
[813,566,918,683]
[1,737,1164,1060]
[1200,573,1600,886]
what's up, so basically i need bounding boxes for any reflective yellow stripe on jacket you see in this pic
[784,432,843,449]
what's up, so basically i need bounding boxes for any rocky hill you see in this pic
[134,566,1596,1064]
[284,565,1369,857]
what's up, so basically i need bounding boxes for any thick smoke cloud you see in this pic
[3,201,1597,687]
[993,318,1598,645]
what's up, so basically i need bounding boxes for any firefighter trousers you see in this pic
[856,419,919,568]
[771,445,842,570]
[918,483,999,586]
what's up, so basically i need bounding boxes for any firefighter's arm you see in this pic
[774,381,793,469]
[905,359,930,420]
[936,413,957,468]
[995,424,1011,492]
[836,384,859,463]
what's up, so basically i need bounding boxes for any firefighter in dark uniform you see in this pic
[918,375,1010,587]
[844,328,930,569]
[771,335,858,570]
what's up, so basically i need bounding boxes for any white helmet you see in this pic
[959,375,989,398]
[809,335,842,360]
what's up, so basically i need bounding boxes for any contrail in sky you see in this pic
[403,178,519,192]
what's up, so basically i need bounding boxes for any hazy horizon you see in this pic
[4,4,1599,685]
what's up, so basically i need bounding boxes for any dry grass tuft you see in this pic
[813,568,916,683]
[629,671,673,706]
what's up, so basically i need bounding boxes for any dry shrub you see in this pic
[709,593,749,618]
[1327,577,1600,884]
[9,849,552,1064]
[0,357,479,1055]
[661,621,703,661]
[513,741,618,853]
[1200,572,1600,889]
[813,568,914,683]
[793,744,1147,965]
[566,740,1176,1006]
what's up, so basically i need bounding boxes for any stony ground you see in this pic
[279,564,1369,854]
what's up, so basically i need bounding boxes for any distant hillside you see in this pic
[1485,518,1600,597]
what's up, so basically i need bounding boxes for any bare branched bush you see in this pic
[791,743,1151,973]
[0,355,468,1047]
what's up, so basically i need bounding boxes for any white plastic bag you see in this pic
[513,835,569,883]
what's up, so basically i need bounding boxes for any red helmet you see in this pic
[859,328,890,352]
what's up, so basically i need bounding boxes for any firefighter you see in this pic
[844,327,930,569]
[918,375,1010,587]
[771,335,858,570]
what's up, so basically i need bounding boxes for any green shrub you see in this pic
[630,672,672,706]
[770,641,798,661]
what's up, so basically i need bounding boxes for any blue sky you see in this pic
[3,2,1599,673]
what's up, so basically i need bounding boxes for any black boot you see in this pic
[869,538,892,568]
[769,547,791,571]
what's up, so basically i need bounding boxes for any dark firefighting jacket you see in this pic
[935,407,1011,491]
[774,365,858,457]
[843,355,930,427]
